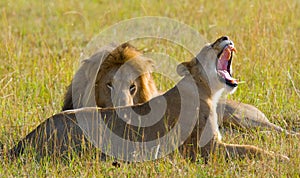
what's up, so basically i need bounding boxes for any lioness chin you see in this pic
[1,36,289,162]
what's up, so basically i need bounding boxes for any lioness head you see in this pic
[62,43,158,110]
[177,36,238,94]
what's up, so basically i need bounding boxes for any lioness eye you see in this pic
[129,84,136,95]
[106,82,113,90]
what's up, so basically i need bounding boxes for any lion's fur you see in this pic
[62,43,158,110]
[2,37,288,162]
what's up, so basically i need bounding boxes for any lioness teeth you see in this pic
[222,47,232,60]
[218,70,237,83]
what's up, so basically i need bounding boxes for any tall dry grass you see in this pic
[0,0,299,176]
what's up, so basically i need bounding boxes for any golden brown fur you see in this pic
[2,37,288,162]
[62,43,157,110]
[219,100,299,135]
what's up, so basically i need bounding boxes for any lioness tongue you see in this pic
[217,45,234,70]
[217,45,238,84]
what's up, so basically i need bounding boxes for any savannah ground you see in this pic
[0,0,299,177]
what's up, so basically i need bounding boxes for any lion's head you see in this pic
[177,36,238,95]
[62,43,158,110]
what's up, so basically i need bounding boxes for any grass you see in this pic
[0,0,299,177]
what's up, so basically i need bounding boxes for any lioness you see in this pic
[2,36,288,162]
[63,43,297,135]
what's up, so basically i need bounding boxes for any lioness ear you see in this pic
[143,57,155,71]
[177,62,190,76]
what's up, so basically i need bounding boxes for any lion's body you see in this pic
[2,37,288,162]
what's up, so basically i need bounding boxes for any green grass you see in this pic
[0,0,299,177]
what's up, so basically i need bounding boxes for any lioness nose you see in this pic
[221,36,229,41]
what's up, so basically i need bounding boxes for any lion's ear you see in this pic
[177,62,190,76]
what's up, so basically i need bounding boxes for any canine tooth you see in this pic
[231,46,237,53]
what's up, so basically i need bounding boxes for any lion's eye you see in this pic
[129,84,136,95]
[106,82,113,90]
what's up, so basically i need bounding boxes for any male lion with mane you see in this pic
[62,43,158,110]
[1,36,289,162]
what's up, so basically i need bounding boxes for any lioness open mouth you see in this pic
[217,40,238,87]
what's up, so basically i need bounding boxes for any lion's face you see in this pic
[62,43,158,110]
[177,36,238,94]
[94,45,157,108]
[95,61,152,107]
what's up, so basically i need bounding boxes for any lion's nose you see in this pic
[112,91,133,107]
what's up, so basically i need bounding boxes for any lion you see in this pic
[62,42,298,136]
[2,36,288,162]
[62,43,158,111]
